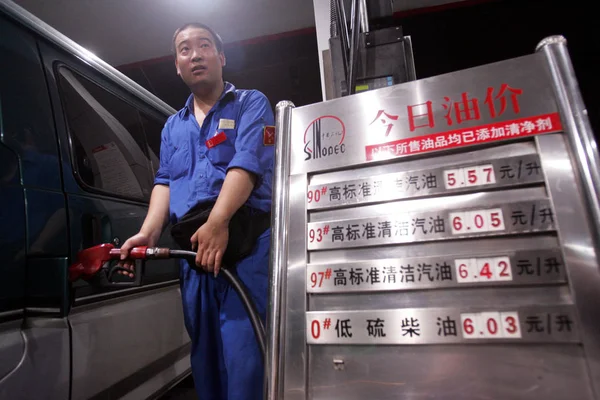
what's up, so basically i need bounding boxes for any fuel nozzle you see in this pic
[68,243,170,283]
[67,244,266,361]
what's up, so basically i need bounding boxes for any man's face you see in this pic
[174,27,225,90]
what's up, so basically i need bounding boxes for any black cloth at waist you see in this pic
[170,201,271,266]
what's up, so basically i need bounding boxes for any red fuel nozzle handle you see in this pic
[107,246,171,260]
[69,244,171,283]
[108,246,149,260]
[69,243,116,281]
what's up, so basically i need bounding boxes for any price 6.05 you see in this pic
[450,208,505,234]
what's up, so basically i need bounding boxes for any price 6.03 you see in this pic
[461,311,522,339]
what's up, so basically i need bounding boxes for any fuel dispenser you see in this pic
[327,0,416,98]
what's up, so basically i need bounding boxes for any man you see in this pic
[118,22,274,400]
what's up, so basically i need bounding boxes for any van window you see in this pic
[56,67,161,200]
[140,113,164,176]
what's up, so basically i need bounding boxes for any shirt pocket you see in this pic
[206,130,236,168]
[169,140,190,180]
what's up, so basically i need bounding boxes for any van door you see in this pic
[0,13,70,400]
[38,41,190,399]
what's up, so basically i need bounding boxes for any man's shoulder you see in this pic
[157,110,186,141]
[233,87,269,105]
[165,107,187,126]
[165,93,193,127]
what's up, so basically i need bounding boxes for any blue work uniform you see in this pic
[154,82,274,400]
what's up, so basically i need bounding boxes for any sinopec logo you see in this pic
[303,115,346,161]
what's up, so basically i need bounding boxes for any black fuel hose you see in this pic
[168,249,266,360]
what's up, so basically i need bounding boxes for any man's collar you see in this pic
[183,81,236,116]
[222,81,236,99]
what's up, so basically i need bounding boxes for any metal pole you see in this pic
[335,0,350,80]
[404,35,417,81]
[536,35,600,399]
[359,0,369,33]
[265,100,295,400]
[348,0,362,95]
[336,0,350,48]
[329,0,339,38]
[536,36,600,242]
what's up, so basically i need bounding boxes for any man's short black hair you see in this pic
[172,22,224,54]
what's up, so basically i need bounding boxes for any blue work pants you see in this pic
[180,229,270,400]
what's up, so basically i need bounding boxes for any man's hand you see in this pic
[189,167,255,276]
[116,184,169,278]
[190,218,229,277]
[118,232,152,278]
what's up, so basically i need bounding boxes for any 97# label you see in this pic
[306,249,565,294]
[308,267,333,289]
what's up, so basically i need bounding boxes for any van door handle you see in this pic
[81,213,110,248]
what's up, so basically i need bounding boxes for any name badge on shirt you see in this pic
[263,126,275,146]
[206,131,227,148]
[218,118,236,130]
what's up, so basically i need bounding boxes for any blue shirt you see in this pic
[154,82,275,223]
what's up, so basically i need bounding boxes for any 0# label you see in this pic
[306,306,579,345]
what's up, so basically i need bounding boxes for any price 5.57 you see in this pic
[444,164,496,190]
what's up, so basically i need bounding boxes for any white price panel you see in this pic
[494,256,512,281]
[444,168,466,189]
[486,208,505,231]
[475,258,496,281]
[455,259,475,283]
[454,257,513,283]
[450,208,505,235]
[500,311,522,338]
[444,164,496,189]
[460,313,481,339]
[460,311,522,339]
[480,312,503,338]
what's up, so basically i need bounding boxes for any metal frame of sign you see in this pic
[266,36,600,400]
